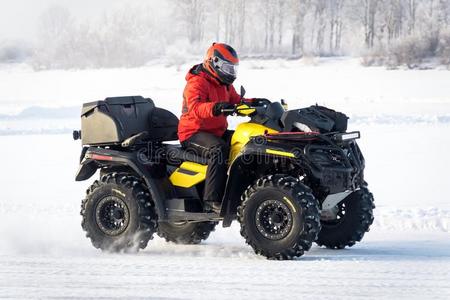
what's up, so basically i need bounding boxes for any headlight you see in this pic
[334,131,360,142]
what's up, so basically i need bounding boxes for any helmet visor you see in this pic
[213,56,238,77]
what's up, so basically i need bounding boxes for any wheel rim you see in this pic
[255,199,293,240]
[95,196,130,236]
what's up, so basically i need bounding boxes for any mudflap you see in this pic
[75,160,98,181]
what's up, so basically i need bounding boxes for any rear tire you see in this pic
[81,172,157,252]
[157,221,217,244]
[238,175,321,260]
[316,187,375,249]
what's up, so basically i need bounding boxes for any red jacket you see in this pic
[178,64,243,142]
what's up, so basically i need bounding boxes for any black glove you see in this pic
[212,102,235,116]
[251,98,271,106]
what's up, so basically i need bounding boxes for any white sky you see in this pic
[0,0,136,41]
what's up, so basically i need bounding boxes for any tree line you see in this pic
[2,0,449,69]
[177,0,449,57]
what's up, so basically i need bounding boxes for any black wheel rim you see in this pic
[255,199,293,240]
[95,196,130,236]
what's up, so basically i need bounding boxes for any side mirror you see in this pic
[240,86,246,99]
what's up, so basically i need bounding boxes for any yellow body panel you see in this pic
[169,161,207,188]
[170,123,280,188]
[229,123,278,162]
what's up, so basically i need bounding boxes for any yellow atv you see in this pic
[74,88,374,260]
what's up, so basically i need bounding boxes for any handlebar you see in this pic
[220,99,278,116]
[221,104,258,116]
[221,108,237,114]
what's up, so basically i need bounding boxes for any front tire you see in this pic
[316,187,375,249]
[238,175,321,260]
[157,221,217,244]
[81,173,158,252]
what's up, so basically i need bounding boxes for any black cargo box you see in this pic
[81,96,178,145]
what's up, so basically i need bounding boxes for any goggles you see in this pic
[212,56,238,76]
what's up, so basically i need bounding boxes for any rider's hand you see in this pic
[212,102,235,116]
[251,98,271,107]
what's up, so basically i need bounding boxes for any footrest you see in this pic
[166,210,221,222]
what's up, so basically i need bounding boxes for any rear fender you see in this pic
[75,160,98,181]
[75,147,167,219]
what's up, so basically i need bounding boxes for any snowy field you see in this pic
[0,59,449,299]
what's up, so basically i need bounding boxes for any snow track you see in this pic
[0,59,449,298]
[1,232,449,299]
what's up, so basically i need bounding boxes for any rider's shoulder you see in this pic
[187,68,211,87]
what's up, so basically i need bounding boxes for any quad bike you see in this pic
[73,87,374,260]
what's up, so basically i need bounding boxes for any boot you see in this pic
[204,200,222,213]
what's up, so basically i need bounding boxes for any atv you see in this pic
[73,87,374,260]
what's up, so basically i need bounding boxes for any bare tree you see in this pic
[175,0,205,44]
[238,0,246,49]
[311,0,327,54]
[379,0,404,45]
[38,5,74,41]
[438,0,450,28]
[406,0,417,35]
[291,0,310,56]
[277,0,285,47]
[34,5,76,69]
[363,0,380,48]
[217,0,246,49]
[329,0,345,53]
[263,0,277,52]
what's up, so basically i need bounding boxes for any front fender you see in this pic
[221,141,300,227]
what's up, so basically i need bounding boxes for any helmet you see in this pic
[203,43,239,85]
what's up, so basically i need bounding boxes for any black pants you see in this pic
[182,131,233,202]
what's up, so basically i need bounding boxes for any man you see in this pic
[178,42,266,212]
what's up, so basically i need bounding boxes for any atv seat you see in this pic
[165,144,208,165]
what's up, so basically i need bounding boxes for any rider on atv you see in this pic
[178,43,267,212]
[75,45,374,258]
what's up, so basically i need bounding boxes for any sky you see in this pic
[0,0,136,41]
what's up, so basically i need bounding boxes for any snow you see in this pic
[1,233,449,299]
[1,58,450,115]
[0,58,449,298]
